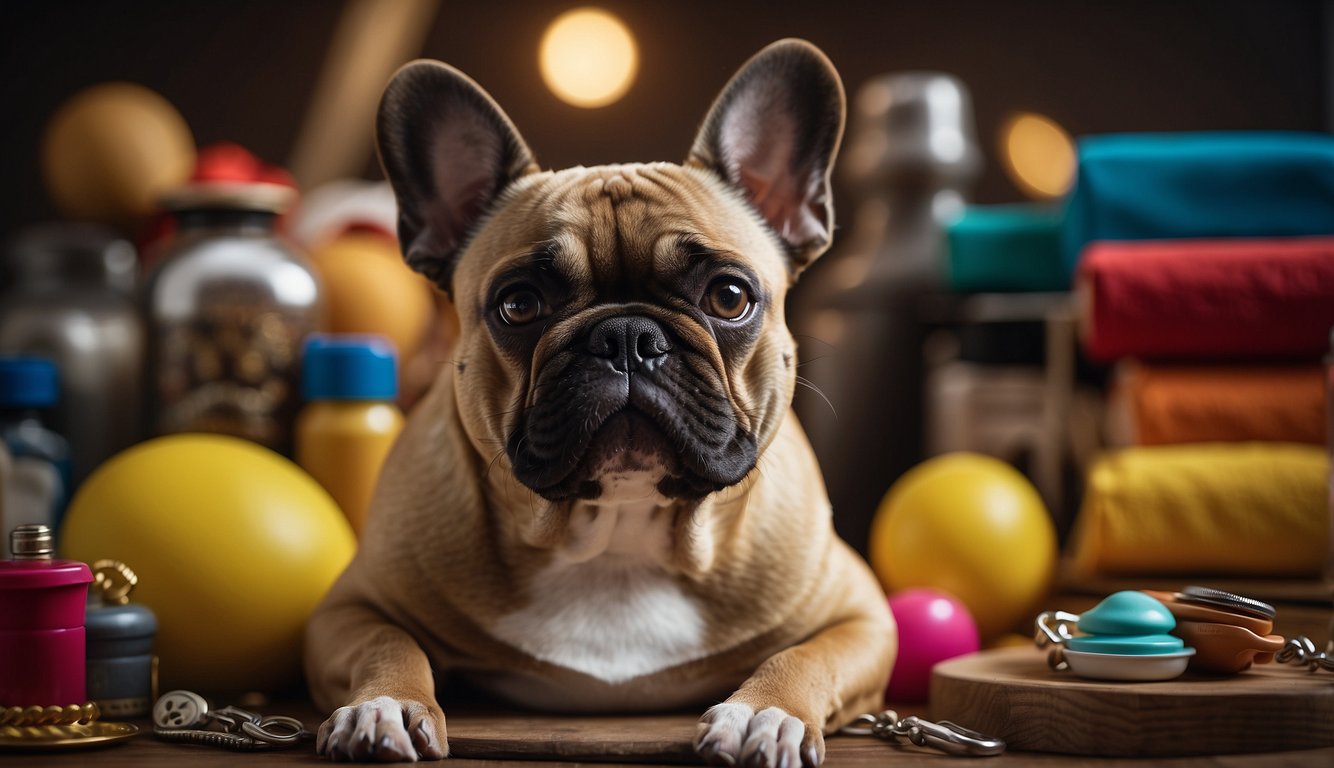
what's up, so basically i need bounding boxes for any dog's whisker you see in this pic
[794,353,831,368]
[795,376,836,419]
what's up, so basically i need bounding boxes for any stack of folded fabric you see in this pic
[946,204,1066,294]
[930,204,1083,502]
[1062,131,1334,579]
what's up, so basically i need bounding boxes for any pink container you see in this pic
[0,556,93,706]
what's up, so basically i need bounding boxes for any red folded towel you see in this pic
[1077,237,1334,361]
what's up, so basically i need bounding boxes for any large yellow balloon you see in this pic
[61,434,355,694]
[869,453,1057,639]
[41,82,195,229]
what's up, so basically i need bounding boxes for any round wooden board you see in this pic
[930,647,1334,757]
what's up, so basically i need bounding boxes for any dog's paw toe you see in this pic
[695,703,821,768]
[317,696,447,762]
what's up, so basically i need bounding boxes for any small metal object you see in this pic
[10,524,55,560]
[1275,635,1334,674]
[153,690,209,729]
[90,560,138,605]
[0,702,99,727]
[152,690,312,751]
[1177,586,1276,621]
[241,715,308,745]
[1034,609,1080,670]
[841,710,1005,757]
[154,727,267,752]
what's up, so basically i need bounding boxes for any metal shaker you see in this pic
[791,73,982,553]
[142,181,323,455]
[0,223,143,487]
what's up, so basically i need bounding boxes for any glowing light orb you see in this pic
[539,8,638,108]
[1000,112,1076,199]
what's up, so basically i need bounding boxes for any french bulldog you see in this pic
[305,38,896,766]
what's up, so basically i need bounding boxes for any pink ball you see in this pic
[886,588,980,703]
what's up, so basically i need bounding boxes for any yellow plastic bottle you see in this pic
[295,335,404,538]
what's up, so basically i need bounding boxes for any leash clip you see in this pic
[1275,635,1334,674]
[842,710,1005,757]
[1034,609,1081,670]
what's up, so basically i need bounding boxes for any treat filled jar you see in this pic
[0,524,93,706]
[142,182,322,454]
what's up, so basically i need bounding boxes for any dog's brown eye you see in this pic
[703,279,752,321]
[499,288,544,325]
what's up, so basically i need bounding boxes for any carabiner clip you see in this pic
[898,715,1007,757]
[841,710,1005,757]
[1035,610,1080,670]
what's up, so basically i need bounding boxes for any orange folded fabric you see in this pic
[1108,362,1327,446]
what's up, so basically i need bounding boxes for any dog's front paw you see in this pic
[316,696,447,762]
[694,703,822,768]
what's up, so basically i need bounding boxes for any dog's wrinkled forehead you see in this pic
[376,38,845,310]
[458,162,787,307]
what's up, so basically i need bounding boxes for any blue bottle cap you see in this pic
[302,335,398,401]
[0,356,59,408]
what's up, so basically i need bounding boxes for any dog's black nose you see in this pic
[587,315,670,373]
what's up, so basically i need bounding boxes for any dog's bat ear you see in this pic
[687,39,845,274]
[377,60,539,294]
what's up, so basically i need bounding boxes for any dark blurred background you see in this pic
[2,0,1329,235]
[2,0,1331,552]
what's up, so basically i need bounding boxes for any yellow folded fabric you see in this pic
[1068,443,1330,578]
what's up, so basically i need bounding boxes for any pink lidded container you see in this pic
[0,524,93,706]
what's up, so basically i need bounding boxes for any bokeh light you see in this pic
[999,112,1076,199]
[539,8,638,108]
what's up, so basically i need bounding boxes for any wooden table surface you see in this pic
[7,585,1329,765]
[4,702,1333,767]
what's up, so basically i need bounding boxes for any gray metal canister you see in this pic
[791,73,982,554]
[0,224,143,487]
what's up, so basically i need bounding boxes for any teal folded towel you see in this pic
[1061,131,1334,277]
[946,204,1065,292]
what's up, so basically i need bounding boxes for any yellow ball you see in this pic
[41,82,196,229]
[308,232,435,359]
[869,453,1057,639]
[61,434,355,694]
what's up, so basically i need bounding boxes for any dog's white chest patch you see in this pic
[490,558,708,685]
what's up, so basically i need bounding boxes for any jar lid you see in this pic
[159,181,297,214]
[302,335,398,401]
[2,223,137,292]
[86,602,158,639]
[0,357,59,408]
[0,559,93,593]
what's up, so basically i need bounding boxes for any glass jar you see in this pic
[142,182,322,454]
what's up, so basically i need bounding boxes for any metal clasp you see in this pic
[1035,610,1080,670]
[841,710,1005,757]
[1276,635,1334,674]
[153,690,312,751]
